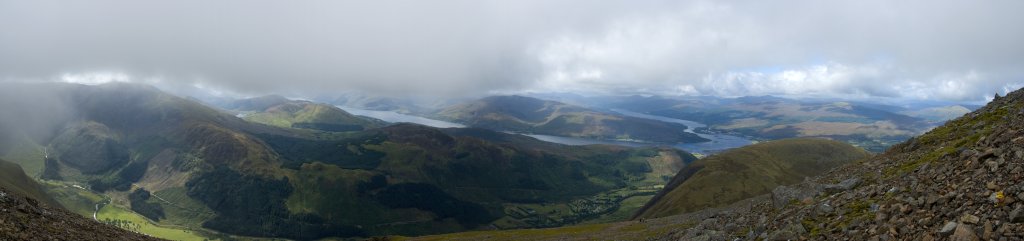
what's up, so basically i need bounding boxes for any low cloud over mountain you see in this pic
[2,0,1022,101]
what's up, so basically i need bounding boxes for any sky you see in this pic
[1,0,1023,102]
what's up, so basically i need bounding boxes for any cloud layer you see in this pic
[1,0,1022,101]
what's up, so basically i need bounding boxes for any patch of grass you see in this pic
[884,146,955,177]
[582,195,655,224]
[637,138,870,219]
[802,218,822,237]
[834,198,875,231]
[882,103,1018,177]
[0,136,46,177]
[152,187,217,229]
[97,204,211,241]
[411,223,614,241]
[43,182,106,217]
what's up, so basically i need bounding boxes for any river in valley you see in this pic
[337,106,754,155]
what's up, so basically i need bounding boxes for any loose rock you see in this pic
[939,221,958,235]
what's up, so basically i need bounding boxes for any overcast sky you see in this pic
[1,0,1022,102]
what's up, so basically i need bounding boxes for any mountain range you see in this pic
[408,88,1024,240]
[434,95,709,143]
[587,95,943,152]
[0,82,1006,241]
[0,83,701,240]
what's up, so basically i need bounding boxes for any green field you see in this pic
[582,195,654,224]
[44,181,215,241]
[97,204,210,241]
[43,182,106,217]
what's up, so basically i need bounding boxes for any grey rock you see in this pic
[824,178,863,194]
[771,185,817,209]
[951,223,979,241]
[989,192,1002,204]
[960,214,980,224]
[723,223,738,233]
[983,221,994,240]
[986,161,1000,172]
[926,194,940,206]
[816,203,834,216]
[939,221,958,235]
[701,218,718,228]
[1010,206,1024,223]
[766,223,806,241]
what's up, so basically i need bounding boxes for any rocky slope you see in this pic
[0,186,161,240]
[407,89,1024,241]
[0,158,59,207]
[649,89,1024,240]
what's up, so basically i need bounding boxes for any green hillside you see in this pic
[230,95,385,132]
[633,138,870,219]
[0,158,60,207]
[0,83,699,240]
[435,95,708,143]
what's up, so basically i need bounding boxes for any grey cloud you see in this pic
[1,0,1022,101]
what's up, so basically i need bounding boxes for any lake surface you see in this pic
[338,106,753,155]
[611,109,754,154]
[337,106,466,128]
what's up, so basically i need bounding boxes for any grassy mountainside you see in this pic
[633,138,870,219]
[258,123,697,236]
[410,89,1024,241]
[435,95,708,143]
[228,95,385,132]
[0,158,60,207]
[0,83,699,240]
[607,95,932,152]
[0,186,162,241]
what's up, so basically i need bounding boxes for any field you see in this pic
[44,181,217,241]
[96,204,209,241]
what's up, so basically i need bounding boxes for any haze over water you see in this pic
[339,106,753,155]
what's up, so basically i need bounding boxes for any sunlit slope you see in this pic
[228,95,385,131]
[634,138,869,219]
[0,158,60,207]
[0,83,701,239]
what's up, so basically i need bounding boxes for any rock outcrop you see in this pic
[653,88,1024,240]
[0,187,163,241]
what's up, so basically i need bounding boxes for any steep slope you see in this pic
[0,158,60,207]
[408,90,1024,241]
[684,89,1024,240]
[459,88,1024,241]
[435,95,708,143]
[0,83,701,240]
[0,186,162,241]
[0,156,158,240]
[229,95,385,132]
[254,123,697,236]
[634,138,870,219]
[0,83,323,239]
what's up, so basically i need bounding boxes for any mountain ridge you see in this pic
[435,95,709,143]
